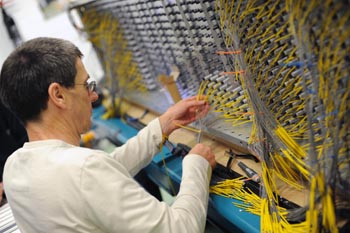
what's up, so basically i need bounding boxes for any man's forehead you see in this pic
[75,59,89,82]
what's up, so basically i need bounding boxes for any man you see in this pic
[0,37,216,233]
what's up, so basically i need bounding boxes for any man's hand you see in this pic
[189,143,216,169]
[159,96,209,136]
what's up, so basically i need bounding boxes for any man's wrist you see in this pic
[159,114,173,136]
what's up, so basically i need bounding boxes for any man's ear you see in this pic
[48,82,66,108]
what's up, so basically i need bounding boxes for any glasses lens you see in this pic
[88,81,96,92]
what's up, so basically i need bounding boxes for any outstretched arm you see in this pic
[112,96,215,174]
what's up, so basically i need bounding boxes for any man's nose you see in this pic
[90,91,99,103]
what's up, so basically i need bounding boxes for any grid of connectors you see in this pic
[74,0,231,95]
[70,0,250,144]
[70,0,350,231]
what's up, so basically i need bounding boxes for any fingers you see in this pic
[189,143,216,169]
[160,96,210,135]
[182,97,209,115]
[182,95,208,106]
[183,96,204,101]
[171,96,209,126]
[194,104,210,118]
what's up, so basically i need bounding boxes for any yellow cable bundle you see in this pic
[211,178,266,217]
[210,177,245,198]
[260,199,272,232]
[270,153,305,190]
[82,10,146,95]
[305,174,319,233]
[275,126,306,159]
[231,188,262,216]
[322,188,338,233]
[260,199,285,233]
[197,78,251,128]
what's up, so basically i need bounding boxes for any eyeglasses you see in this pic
[75,80,97,93]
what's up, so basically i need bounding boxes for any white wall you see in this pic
[0,0,104,82]
[0,10,15,68]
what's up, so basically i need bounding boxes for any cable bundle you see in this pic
[214,0,350,231]
[81,10,146,94]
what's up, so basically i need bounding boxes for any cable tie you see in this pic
[306,88,316,94]
[284,61,303,68]
[216,50,242,55]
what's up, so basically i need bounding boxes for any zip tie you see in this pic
[216,50,242,55]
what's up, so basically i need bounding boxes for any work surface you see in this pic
[92,101,309,233]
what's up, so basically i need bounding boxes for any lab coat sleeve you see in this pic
[80,152,211,233]
[109,118,163,176]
